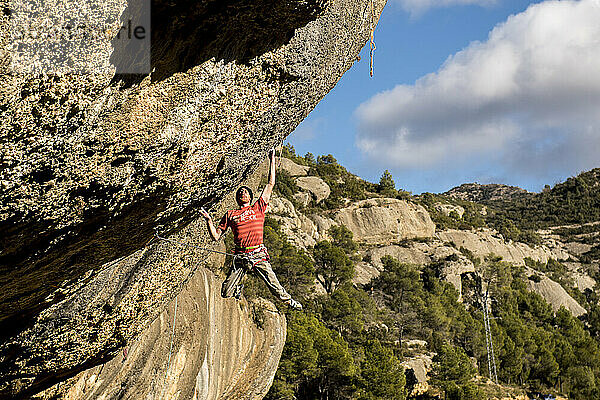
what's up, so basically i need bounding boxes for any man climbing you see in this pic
[199,149,303,311]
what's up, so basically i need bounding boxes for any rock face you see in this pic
[437,229,570,265]
[37,266,286,400]
[268,192,589,316]
[445,183,530,202]
[0,0,388,397]
[334,198,436,244]
[295,176,331,203]
[526,274,587,317]
[354,240,475,300]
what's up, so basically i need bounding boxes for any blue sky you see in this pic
[288,0,600,194]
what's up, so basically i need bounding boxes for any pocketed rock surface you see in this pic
[0,0,387,397]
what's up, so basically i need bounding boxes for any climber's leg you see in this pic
[221,256,247,298]
[251,248,292,303]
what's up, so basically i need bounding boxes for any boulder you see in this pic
[279,158,309,177]
[295,176,331,203]
[335,198,435,244]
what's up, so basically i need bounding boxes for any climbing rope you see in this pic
[154,231,237,259]
[277,144,283,169]
[369,0,377,77]
[152,230,241,399]
[160,295,178,400]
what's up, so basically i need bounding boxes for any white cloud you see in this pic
[291,117,323,143]
[356,0,600,181]
[396,0,496,15]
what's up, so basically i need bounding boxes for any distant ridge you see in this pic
[444,183,530,202]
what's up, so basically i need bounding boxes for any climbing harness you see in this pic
[369,0,376,77]
[234,245,270,271]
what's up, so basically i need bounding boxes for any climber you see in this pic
[199,149,303,311]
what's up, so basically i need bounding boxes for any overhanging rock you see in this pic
[0,0,387,397]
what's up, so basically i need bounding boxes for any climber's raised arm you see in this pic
[200,208,224,241]
[260,149,276,204]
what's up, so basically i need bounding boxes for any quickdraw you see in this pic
[369,0,377,77]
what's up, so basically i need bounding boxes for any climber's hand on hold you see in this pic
[200,207,211,220]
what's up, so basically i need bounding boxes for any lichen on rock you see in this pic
[0,0,387,397]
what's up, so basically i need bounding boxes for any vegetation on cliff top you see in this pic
[283,144,600,250]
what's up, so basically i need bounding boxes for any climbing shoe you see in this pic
[287,299,303,311]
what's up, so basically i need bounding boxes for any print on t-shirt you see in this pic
[217,197,268,249]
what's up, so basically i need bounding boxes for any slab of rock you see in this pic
[37,268,286,400]
[295,176,331,203]
[526,273,587,317]
[279,158,309,176]
[437,229,570,265]
[335,199,435,244]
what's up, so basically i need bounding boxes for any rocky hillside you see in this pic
[274,156,595,317]
[260,151,600,400]
[0,0,387,398]
[445,183,530,202]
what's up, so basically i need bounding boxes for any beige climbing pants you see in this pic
[221,245,292,302]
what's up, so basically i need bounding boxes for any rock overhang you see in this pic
[0,0,387,397]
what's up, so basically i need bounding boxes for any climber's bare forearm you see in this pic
[200,208,223,241]
[206,219,222,241]
[261,149,276,203]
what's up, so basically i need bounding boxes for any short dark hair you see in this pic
[235,186,253,205]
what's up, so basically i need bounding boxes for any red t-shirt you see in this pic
[217,197,268,250]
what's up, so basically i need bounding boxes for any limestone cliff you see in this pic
[0,0,387,397]
[37,261,286,400]
[271,158,592,316]
[334,198,436,244]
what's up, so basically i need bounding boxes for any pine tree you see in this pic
[379,170,396,197]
